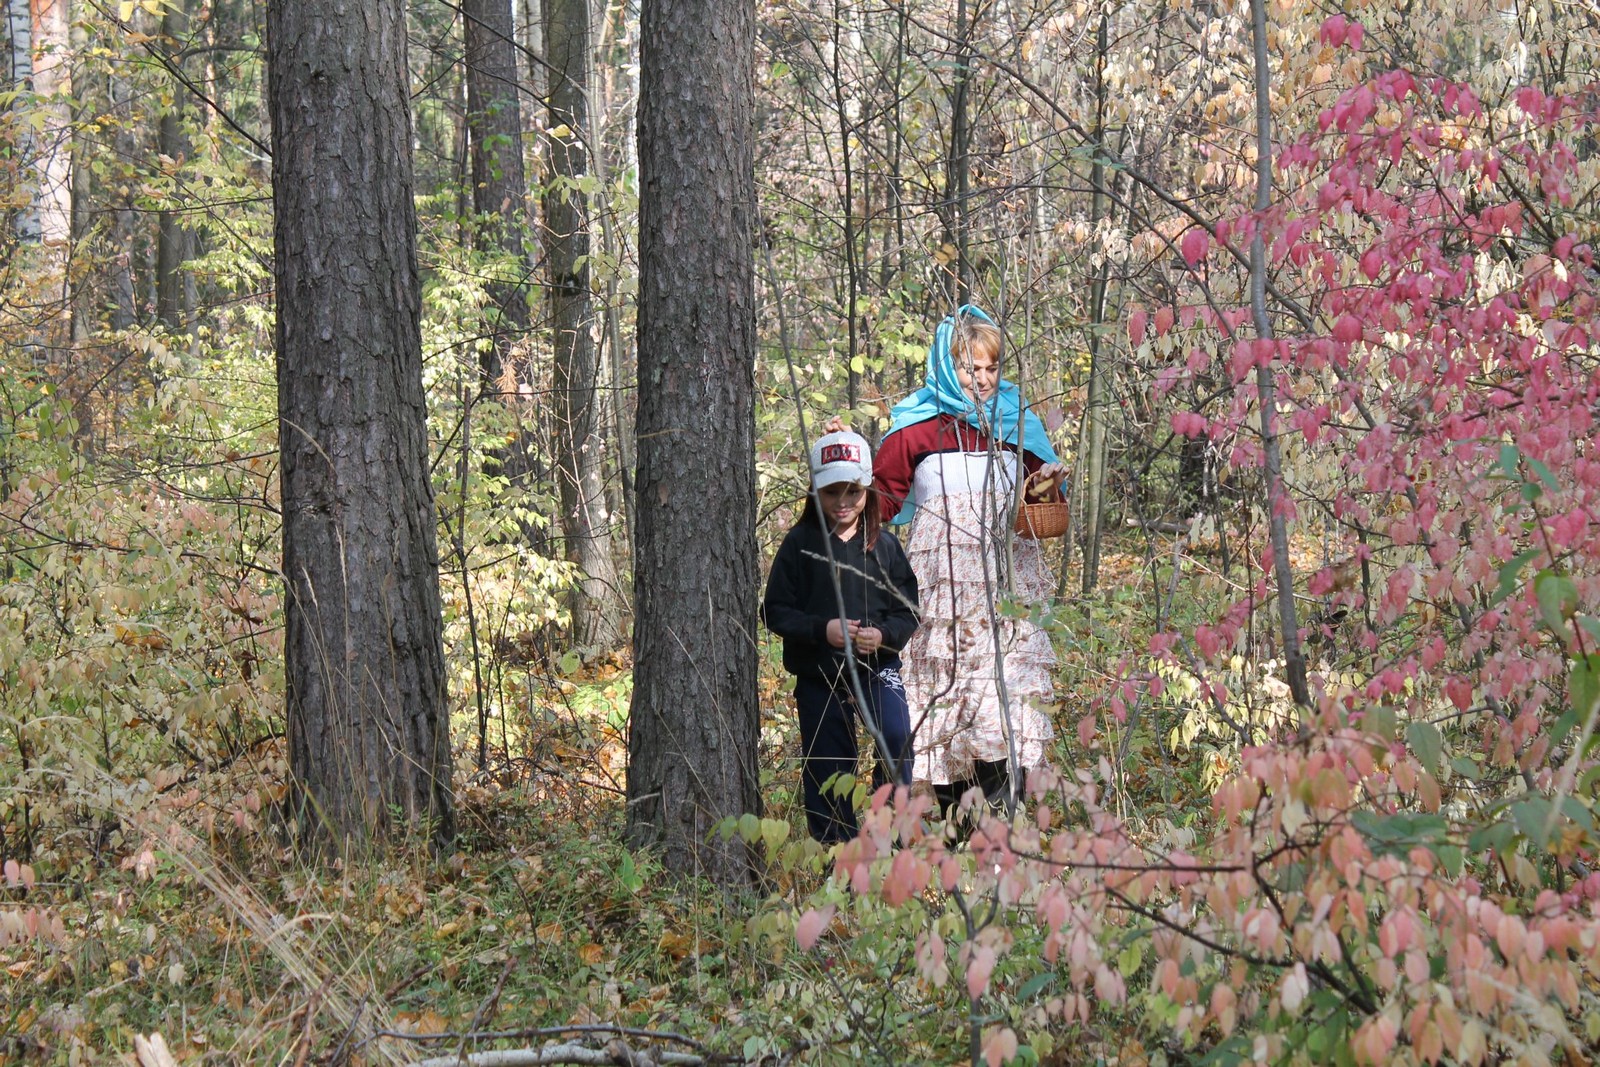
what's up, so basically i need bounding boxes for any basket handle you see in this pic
[1021,468,1057,501]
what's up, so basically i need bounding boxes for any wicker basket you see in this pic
[1014,470,1071,540]
[1015,500,1071,540]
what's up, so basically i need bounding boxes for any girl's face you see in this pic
[956,346,1000,404]
[818,482,868,532]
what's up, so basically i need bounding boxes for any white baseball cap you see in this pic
[809,430,873,490]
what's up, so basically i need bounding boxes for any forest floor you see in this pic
[1,539,1236,1066]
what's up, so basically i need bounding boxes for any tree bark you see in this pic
[12,0,72,359]
[268,0,454,850]
[6,0,35,242]
[100,59,138,337]
[545,0,624,650]
[464,0,531,381]
[155,0,195,335]
[1248,0,1309,705]
[942,0,971,302]
[30,0,70,253]
[463,0,552,555]
[1080,13,1110,592]
[627,0,759,884]
[519,0,544,103]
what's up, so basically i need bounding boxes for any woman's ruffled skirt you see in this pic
[901,493,1057,785]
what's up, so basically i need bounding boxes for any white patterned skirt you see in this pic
[901,489,1057,785]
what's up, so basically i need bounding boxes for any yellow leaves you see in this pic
[656,930,701,960]
[113,624,169,651]
[99,584,145,614]
[577,942,605,965]
[624,984,671,1017]
[115,1,174,23]
[1458,1018,1488,1065]
[536,919,563,941]
[513,855,545,894]
[1508,853,1541,889]
[1281,798,1309,837]
[392,1009,451,1036]
[375,881,426,923]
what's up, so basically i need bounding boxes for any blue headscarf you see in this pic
[885,305,1060,524]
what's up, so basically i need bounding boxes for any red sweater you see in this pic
[875,414,1058,524]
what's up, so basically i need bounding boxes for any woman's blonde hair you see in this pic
[953,317,1003,367]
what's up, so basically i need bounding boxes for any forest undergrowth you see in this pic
[0,532,1198,1067]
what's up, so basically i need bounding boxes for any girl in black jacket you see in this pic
[761,430,919,843]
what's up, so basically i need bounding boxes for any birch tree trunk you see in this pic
[30,0,69,255]
[6,0,35,243]
[12,0,73,358]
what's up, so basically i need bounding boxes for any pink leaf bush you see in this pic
[802,72,1600,1067]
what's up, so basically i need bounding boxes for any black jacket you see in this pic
[761,520,919,685]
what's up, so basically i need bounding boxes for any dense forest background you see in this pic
[4,0,1600,1062]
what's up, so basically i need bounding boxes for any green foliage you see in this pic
[0,370,284,865]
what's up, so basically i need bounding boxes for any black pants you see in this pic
[933,758,1013,817]
[794,666,913,844]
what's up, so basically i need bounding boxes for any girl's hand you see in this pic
[826,618,854,649]
[822,415,849,435]
[1027,462,1067,499]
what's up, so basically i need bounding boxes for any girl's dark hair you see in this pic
[797,484,883,551]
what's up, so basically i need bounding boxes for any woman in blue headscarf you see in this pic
[872,305,1063,815]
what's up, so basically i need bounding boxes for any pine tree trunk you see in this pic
[155,0,194,335]
[464,0,530,375]
[546,0,624,651]
[942,0,971,302]
[105,67,138,353]
[267,0,454,851]
[627,0,759,883]
[463,0,550,554]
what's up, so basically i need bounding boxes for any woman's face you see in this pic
[956,346,1000,404]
